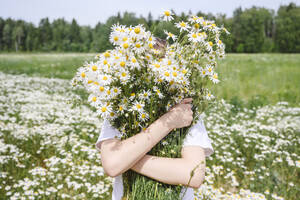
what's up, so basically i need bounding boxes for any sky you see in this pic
[1,0,299,27]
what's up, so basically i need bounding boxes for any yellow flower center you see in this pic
[209,42,213,46]
[92,97,97,102]
[137,104,142,109]
[107,90,111,95]
[182,69,187,74]
[135,43,141,48]
[101,107,107,112]
[172,72,177,77]
[88,80,93,84]
[94,81,99,85]
[134,27,140,34]
[104,52,110,58]
[164,72,170,77]
[114,36,118,41]
[110,112,115,117]
[164,11,170,16]
[194,23,200,29]
[141,114,146,118]
[132,58,137,63]
[103,76,108,80]
[121,72,127,77]
[99,86,104,92]
[168,60,172,65]
[120,61,126,67]
[92,65,97,71]
[148,43,153,49]
[123,43,129,49]
[114,88,118,93]
[119,106,123,111]
[81,72,85,78]
[154,64,160,68]
[180,22,186,27]
[218,40,222,44]
[122,37,128,42]
[192,33,197,38]
[103,60,108,65]
[213,74,218,79]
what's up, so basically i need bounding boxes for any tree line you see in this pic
[0,2,299,53]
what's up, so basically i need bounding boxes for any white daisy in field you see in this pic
[200,67,208,78]
[153,86,164,99]
[98,74,112,86]
[162,10,174,21]
[108,110,118,120]
[88,94,100,107]
[129,92,136,101]
[132,101,145,113]
[205,91,215,100]
[132,41,145,54]
[139,90,151,101]
[206,41,214,52]
[205,64,214,75]
[188,32,199,43]
[164,30,177,41]
[138,112,149,122]
[96,103,112,117]
[175,21,190,32]
[118,69,130,84]
[188,15,200,23]
[111,87,121,97]
[129,56,140,69]
[210,72,220,84]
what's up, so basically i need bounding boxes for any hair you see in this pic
[153,37,167,50]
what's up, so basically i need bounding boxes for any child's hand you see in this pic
[166,98,193,129]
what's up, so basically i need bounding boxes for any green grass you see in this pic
[0,53,299,104]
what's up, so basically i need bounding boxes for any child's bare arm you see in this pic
[99,98,193,177]
[130,146,206,189]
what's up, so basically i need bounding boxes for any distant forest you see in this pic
[0,2,299,53]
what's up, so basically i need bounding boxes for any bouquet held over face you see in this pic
[72,11,229,200]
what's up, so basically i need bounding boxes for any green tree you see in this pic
[275,3,300,52]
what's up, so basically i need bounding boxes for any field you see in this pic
[0,53,299,200]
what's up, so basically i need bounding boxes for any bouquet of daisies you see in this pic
[72,10,229,200]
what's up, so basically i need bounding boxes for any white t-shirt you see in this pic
[95,117,214,200]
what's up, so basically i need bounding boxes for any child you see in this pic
[95,98,214,200]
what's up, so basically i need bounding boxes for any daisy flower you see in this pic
[96,103,112,118]
[162,10,174,21]
[88,94,100,107]
[205,64,214,75]
[175,21,190,32]
[205,91,215,100]
[209,72,220,84]
[164,30,177,41]
[132,101,145,113]
[153,86,164,99]
[188,32,199,43]
[118,69,130,84]
[138,112,149,122]
[139,90,151,101]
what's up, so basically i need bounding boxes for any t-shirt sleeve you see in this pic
[95,118,122,151]
[182,117,214,157]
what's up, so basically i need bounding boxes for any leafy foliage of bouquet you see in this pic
[72,10,229,200]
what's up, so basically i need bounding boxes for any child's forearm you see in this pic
[130,146,206,189]
[100,112,174,177]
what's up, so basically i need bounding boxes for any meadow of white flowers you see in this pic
[0,71,299,199]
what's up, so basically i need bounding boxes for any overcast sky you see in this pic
[1,0,299,27]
